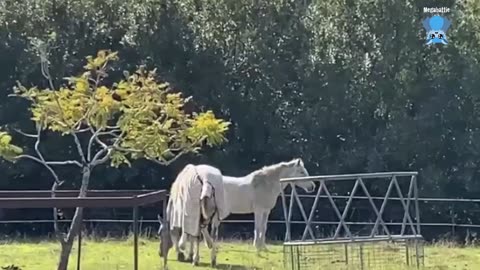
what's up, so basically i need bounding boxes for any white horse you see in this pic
[158,164,226,267]
[207,158,315,251]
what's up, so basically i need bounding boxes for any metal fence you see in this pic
[279,172,424,270]
[0,189,168,270]
[1,194,480,229]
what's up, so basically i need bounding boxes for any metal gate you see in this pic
[280,172,424,270]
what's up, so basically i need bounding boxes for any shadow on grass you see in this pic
[196,262,260,270]
[216,264,259,270]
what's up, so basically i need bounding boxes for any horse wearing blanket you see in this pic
[158,164,227,268]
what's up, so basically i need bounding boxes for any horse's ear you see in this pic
[295,158,302,166]
[286,159,298,167]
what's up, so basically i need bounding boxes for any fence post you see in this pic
[413,175,421,236]
[133,206,139,270]
[77,226,82,270]
[281,188,290,241]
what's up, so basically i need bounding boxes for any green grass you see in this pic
[1,237,480,270]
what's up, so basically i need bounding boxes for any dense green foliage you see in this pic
[1,0,480,237]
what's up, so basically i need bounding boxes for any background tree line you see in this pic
[1,0,479,241]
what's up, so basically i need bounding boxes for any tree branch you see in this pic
[75,127,90,133]
[114,146,142,153]
[14,128,38,138]
[87,126,121,162]
[15,126,68,244]
[41,55,56,91]
[91,148,113,166]
[87,127,104,161]
[90,129,125,167]
[148,149,188,166]
[72,132,87,164]
[35,41,88,165]
[48,160,83,166]
[98,130,121,137]
[16,155,82,167]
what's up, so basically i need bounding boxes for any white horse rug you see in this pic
[168,164,228,237]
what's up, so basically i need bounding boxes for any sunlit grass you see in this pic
[0,236,283,270]
[1,237,480,269]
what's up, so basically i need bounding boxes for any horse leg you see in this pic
[212,216,220,241]
[171,230,186,262]
[253,210,263,252]
[260,211,270,252]
[186,236,194,262]
[210,235,217,267]
[178,231,187,251]
[200,226,217,266]
[192,236,200,266]
[202,227,213,249]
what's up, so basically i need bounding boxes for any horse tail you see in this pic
[200,197,209,223]
[193,166,216,225]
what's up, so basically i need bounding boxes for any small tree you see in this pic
[0,49,229,270]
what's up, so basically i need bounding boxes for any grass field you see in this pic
[1,237,480,270]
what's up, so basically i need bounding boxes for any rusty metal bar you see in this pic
[0,189,167,270]
[0,197,135,208]
[0,190,158,198]
[0,190,167,209]
[134,190,167,206]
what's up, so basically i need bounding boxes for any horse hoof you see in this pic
[192,260,199,266]
[177,253,186,262]
[211,258,217,267]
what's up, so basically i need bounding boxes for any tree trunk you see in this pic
[57,166,91,270]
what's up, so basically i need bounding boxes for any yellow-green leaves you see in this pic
[84,50,119,70]
[11,50,230,166]
[188,111,230,146]
[14,50,121,132]
[0,131,23,161]
[110,151,131,168]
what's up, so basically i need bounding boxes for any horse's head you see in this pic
[284,158,316,193]
[157,215,173,260]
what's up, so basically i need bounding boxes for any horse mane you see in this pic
[169,164,196,205]
[250,160,295,186]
